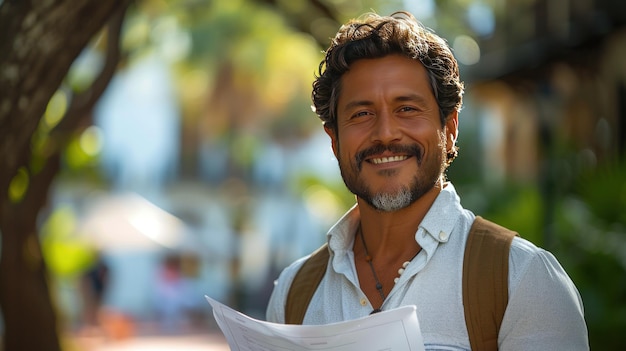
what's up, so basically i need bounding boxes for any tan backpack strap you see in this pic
[285,243,330,324]
[463,216,518,351]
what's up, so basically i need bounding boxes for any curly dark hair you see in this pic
[312,11,464,163]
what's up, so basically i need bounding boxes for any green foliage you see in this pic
[456,182,544,244]
[551,164,626,349]
[573,163,626,225]
[41,206,97,277]
[483,184,544,244]
[458,162,626,349]
[294,173,354,211]
[8,167,29,203]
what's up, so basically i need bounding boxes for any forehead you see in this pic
[337,55,435,109]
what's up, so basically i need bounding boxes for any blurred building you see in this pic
[456,0,626,183]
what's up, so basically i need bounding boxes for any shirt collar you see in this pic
[413,182,463,261]
[327,203,360,253]
[326,182,464,254]
[418,182,463,243]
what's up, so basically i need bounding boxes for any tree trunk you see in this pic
[0,1,130,350]
[0,155,61,351]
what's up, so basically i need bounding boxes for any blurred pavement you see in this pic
[69,323,229,351]
[72,333,229,351]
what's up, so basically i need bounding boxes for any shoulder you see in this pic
[507,237,584,308]
[508,237,567,290]
[501,237,589,349]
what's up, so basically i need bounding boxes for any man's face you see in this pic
[326,55,458,212]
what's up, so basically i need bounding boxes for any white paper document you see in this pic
[205,296,425,351]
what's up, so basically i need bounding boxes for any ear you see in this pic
[324,124,339,158]
[445,111,459,151]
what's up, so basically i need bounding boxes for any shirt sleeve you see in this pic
[265,256,308,323]
[499,238,589,350]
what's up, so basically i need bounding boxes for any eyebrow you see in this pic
[341,94,429,113]
[394,94,429,105]
[342,100,373,113]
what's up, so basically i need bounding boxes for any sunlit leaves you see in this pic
[152,15,192,62]
[41,206,96,277]
[65,128,102,170]
[8,167,29,203]
[30,89,69,173]
[79,126,104,157]
[169,0,325,137]
[44,90,68,129]
[67,47,105,92]
[302,183,346,226]
[123,12,152,53]
[250,32,321,112]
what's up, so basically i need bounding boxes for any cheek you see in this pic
[335,129,362,158]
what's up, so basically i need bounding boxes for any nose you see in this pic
[370,111,401,144]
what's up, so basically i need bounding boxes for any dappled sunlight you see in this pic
[8,167,29,203]
[41,206,96,277]
[262,35,321,110]
[44,90,68,129]
[66,135,100,170]
[80,126,105,157]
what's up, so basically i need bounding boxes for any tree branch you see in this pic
[255,0,340,48]
[51,4,129,138]
[0,0,132,199]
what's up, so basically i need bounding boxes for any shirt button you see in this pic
[360,298,367,306]
[439,231,448,241]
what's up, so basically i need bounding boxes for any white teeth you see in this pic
[371,155,408,164]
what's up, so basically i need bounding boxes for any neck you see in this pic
[355,181,442,258]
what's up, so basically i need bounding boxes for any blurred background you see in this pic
[1,0,625,350]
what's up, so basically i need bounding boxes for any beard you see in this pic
[337,138,447,212]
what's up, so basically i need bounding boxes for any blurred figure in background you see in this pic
[79,253,109,335]
[153,254,192,333]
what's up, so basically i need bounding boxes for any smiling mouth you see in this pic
[356,144,422,171]
[369,155,409,165]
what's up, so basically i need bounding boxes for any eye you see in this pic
[398,106,417,113]
[351,110,372,119]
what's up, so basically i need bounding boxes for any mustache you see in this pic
[355,144,423,170]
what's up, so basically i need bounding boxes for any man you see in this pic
[266,11,588,350]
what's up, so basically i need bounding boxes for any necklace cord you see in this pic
[359,227,386,309]
[358,226,421,314]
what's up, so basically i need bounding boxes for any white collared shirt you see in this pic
[266,183,589,350]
